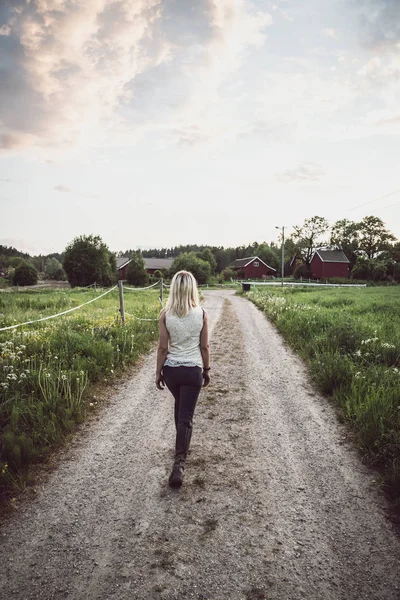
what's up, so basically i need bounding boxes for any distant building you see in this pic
[310,249,350,279]
[117,256,175,280]
[229,256,276,279]
[117,257,131,280]
[143,257,175,275]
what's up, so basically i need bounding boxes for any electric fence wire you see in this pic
[0,285,118,332]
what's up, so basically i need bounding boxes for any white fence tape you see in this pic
[124,281,161,291]
[0,285,118,332]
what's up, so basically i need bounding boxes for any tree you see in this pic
[44,258,66,280]
[63,235,116,287]
[256,243,280,271]
[126,254,149,286]
[170,253,211,284]
[291,216,329,266]
[351,256,388,281]
[219,267,236,281]
[357,216,396,259]
[13,262,38,286]
[196,248,217,274]
[330,218,360,266]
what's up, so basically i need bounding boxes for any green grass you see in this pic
[246,286,400,506]
[0,286,161,496]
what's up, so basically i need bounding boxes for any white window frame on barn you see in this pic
[253,261,259,267]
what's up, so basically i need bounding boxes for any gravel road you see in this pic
[1,290,400,600]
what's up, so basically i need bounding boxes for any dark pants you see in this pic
[163,365,203,460]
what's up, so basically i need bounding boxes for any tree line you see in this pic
[1,214,399,286]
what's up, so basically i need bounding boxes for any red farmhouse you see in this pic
[310,249,350,279]
[117,256,175,280]
[230,256,276,279]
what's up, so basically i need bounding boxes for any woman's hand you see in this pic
[202,370,210,387]
[156,373,165,390]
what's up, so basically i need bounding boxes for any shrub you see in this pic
[220,267,236,281]
[63,234,116,287]
[126,254,149,286]
[293,263,311,279]
[13,263,38,286]
[170,253,211,284]
[44,258,66,280]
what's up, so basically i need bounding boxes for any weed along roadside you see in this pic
[0,285,162,504]
[244,285,400,515]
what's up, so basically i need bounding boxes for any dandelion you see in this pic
[0,382,8,389]
[1,463,8,475]
[7,373,17,381]
[381,343,395,349]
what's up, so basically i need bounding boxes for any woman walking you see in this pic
[156,270,210,487]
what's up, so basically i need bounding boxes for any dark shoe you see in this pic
[168,461,184,487]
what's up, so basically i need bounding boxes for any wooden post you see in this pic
[160,277,163,305]
[118,280,125,325]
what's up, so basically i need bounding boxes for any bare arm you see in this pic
[200,311,211,387]
[156,310,168,390]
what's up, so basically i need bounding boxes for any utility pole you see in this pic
[160,277,163,305]
[275,225,285,287]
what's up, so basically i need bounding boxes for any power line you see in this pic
[348,188,400,212]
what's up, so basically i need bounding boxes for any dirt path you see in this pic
[1,290,400,600]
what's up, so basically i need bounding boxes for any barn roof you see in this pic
[117,257,131,270]
[313,249,350,263]
[143,257,175,270]
[229,256,277,272]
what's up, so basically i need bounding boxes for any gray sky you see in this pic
[1,0,400,255]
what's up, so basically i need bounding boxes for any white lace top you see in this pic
[164,305,204,368]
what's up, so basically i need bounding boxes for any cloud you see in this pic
[355,0,400,49]
[277,163,325,183]
[0,0,272,153]
[54,185,72,193]
[322,28,336,38]
[0,25,11,36]
[0,0,167,152]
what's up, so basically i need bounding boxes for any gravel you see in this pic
[0,290,400,600]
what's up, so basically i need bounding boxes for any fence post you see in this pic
[118,280,125,325]
[160,277,163,304]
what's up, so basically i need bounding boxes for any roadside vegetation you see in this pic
[0,287,161,498]
[247,286,400,508]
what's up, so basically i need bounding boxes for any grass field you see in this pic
[247,285,400,506]
[0,286,161,496]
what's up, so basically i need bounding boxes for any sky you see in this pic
[1,0,400,255]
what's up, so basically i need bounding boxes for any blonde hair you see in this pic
[165,270,200,317]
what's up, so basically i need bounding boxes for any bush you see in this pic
[170,253,211,284]
[63,234,116,287]
[293,263,311,279]
[126,254,149,286]
[44,258,66,281]
[220,267,236,281]
[13,263,38,286]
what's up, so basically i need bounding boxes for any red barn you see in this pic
[310,249,350,279]
[117,257,131,280]
[230,256,276,279]
[117,256,175,280]
[143,257,174,275]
